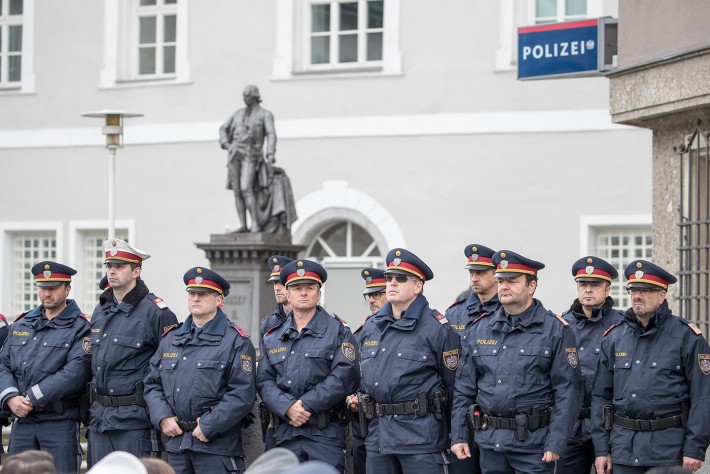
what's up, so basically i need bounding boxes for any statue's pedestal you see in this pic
[195,232,305,344]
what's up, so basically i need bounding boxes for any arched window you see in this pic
[305,220,383,330]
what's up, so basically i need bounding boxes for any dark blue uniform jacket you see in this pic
[89,279,178,432]
[144,310,256,457]
[591,301,710,466]
[359,294,461,455]
[445,293,501,346]
[0,299,91,422]
[260,304,288,338]
[452,299,583,456]
[561,297,623,446]
[257,306,359,448]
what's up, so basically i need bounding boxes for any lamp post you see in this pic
[81,110,143,239]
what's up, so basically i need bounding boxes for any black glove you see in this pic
[242,411,256,428]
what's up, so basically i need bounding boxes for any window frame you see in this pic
[0,0,35,93]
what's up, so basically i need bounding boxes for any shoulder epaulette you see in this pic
[162,323,180,337]
[446,299,465,310]
[433,311,449,325]
[332,313,350,329]
[80,313,90,323]
[353,315,370,335]
[232,325,249,338]
[14,312,27,323]
[603,322,621,337]
[553,313,569,326]
[152,297,168,309]
[681,319,704,336]
[472,312,491,325]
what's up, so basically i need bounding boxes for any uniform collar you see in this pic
[284,306,327,338]
[25,299,81,323]
[177,310,228,338]
[569,296,615,322]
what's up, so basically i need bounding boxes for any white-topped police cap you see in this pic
[102,238,151,265]
[86,451,147,474]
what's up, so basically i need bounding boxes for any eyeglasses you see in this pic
[627,288,661,296]
[363,291,386,301]
[384,274,418,283]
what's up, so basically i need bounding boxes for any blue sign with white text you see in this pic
[518,19,599,80]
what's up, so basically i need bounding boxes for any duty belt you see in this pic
[484,412,551,431]
[270,409,349,430]
[613,413,684,431]
[578,407,591,419]
[468,404,550,441]
[360,389,448,420]
[176,420,198,432]
[33,398,78,414]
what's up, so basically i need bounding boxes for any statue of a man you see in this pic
[219,85,277,233]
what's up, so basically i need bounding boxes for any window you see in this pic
[595,228,652,310]
[81,230,129,313]
[534,0,587,24]
[100,0,189,87]
[11,232,57,316]
[305,220,383,329]
[273,0,401,78]
[0,0,23,85]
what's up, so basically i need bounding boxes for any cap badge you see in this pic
[197,268,203,274]
[587,257,593,264]
[111,240,117,247]
[635,270,644,280]
[472,246,478,252]
[43,270,52,279]
[501,260,509,269]
[110,249,118,256]
[586,266,594,274]
[297,269,305,277]
[636,262,643,269]
[273,265,280,272]
[500,252,507,258]
[364,271,370,276]
[297,261,304,267]
[395,250,401,257]
[195,276,204,284]
[471,254,479,262]
[366,276,373,284]
[272,257,278,263]
[393,258,401,266]
[44,264,51,270]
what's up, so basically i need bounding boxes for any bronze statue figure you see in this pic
[220,85,297,234]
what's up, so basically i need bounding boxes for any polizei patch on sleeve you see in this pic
[241,355,253,375]
[443,349,460,370]
[698,354,710,375]
[565,348,578,368]
[342,342,356,361]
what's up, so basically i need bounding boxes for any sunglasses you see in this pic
[384,274,417,283]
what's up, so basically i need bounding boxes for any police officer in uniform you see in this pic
[87,239,178,467]
[445,245,499,474]
[592,260,710,473]
[451,250,583,474]
[0,261,91,474]
[346,267,387,474]
[557,256,624,474]
[257,259,359,473]
[260,255,293,337]
[357,249,461,474]
[144,267,256,474]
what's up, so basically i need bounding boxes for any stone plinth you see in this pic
[195,232,304,345]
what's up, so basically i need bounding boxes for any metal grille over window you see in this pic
[12,233,56,317]
[676,121,710,338]
[596,229,652,310]
[83,231,129,312]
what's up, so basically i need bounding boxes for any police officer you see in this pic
[87,239,178,467]
[257,259,359,472]
[0,261,92,474]
[260,255,293,337]
[357,249,461,474]
[592,260,710,473]
[446,244,500,474]
[451,250,583,474]
[346,267,387,474]
[144,267,256,474]
[557,256,624,474]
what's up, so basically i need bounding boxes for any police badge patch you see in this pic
[241,355,253,375]
[342,342,356,361]
[82,337,92,355]
[565,348,578,368]
[699,354,710,375]
[443,349,460,370]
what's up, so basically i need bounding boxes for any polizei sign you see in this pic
[517,18,617,80]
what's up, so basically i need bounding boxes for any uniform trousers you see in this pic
[555,439,594,474]
[478,447,554,474]
[351,436,366,474]
[449,440,481,474]
[168,451,244,474]
[87,427,161,468]
[365,450,450,474]
[9,419,81,474]
[612,464,683,473]
[279,437,345,473]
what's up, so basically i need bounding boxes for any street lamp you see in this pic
[81,110,144,239]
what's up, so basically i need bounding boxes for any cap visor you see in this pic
[494,271,523,279]
[363,286,386,295]
[36,281,64,287]
[465,264,495,271]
